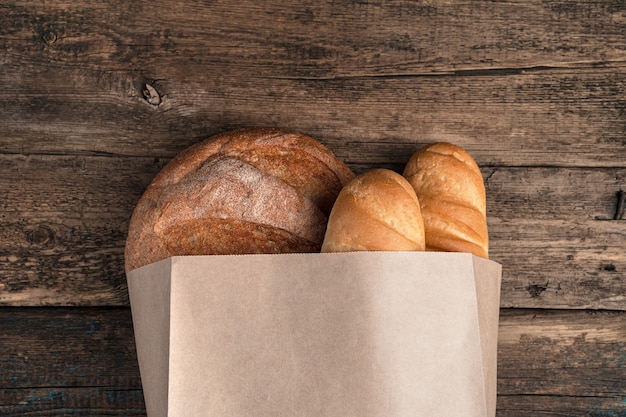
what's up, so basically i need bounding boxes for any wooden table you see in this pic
[1,1,624,415]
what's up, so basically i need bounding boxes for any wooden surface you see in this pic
[1,0,624,415]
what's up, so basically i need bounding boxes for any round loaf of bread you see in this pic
[125,127,355,272]
[321,168,425,252]
[403,142,489,258]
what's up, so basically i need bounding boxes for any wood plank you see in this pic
[486,167,626,310]
[2,2,624,416]
[1,0,625,77]
[491,218,626,310]
[0,307,143,415]
[1,1,625,166]
[0,154,166,306]
[0,308,623,416]
[496,309,626,416]
[0,387,145,416]
[1,154,624,309]
[496,395,626,417]
[1,64,624,167]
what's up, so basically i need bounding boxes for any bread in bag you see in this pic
[321,168,425,252]
[403,142,489,258]
[125,127,355,272]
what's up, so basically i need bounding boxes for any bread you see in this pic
[321,168,425,252]
[125,127,355,272]
[403,142,489,258]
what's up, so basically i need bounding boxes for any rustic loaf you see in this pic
[403,142,489,258]
[125,127,355,272]
[321,168,425,252]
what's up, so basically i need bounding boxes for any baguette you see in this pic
[403,142,489,258]
[321,169,425,252]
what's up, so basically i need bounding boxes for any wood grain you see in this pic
[487,167,626,310]
[1,388,145,417]
[2,0,625,76]
[0,307,142,416]
[0,154,165,306]
[497,309,626,416]
[1,65,624,167]
[1,1,625,166]
[1,154,624,309]
[1,0,625,415]
[0,308,622,416]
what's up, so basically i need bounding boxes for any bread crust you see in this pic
[403,142,489,258]
[125,128,355,272]
[321,169,425,252]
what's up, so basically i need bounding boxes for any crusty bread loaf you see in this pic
[403,142,489,258]
[321,169,425,252]
[125,127,355,272]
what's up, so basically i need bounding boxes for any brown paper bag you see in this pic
[127,252,502,417]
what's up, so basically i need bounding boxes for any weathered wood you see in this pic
[1,1,625,414]
[0,307,143,415]
[0,308,623,416]
[1,387,145,416]
[0,154,165,306]
[486,167,626,310]
[491,218,626,310]
[496,395,625,417]
[1,154,624,309]
[1,1,625,166]
[2,0,625,76]
[1,65,624,167]
[497,309,626,416]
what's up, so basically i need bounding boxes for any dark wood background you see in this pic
[1,1,624,415]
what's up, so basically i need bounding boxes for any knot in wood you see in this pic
[526,283,547,298]
[142,83,161,106]
[25,224,55,246]
[42,30,57,45]
[601,263,616,272]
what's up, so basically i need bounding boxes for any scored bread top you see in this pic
[321,168,425,252]
[403,142,488,258]
[150,127,354,216]
[125,127,355,272]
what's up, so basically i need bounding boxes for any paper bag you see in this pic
[127,252,502,417]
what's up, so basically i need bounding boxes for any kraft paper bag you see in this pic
[127,252,502,417]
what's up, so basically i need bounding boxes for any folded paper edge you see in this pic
[472,256,503,417]
[127,257,173,417]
